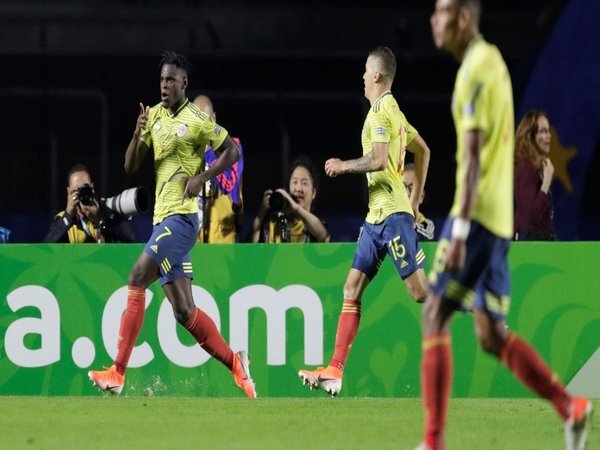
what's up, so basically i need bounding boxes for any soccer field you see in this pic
[0,397,596,449]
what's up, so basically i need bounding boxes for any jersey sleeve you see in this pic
[199,120,228,150]
[405,119,419,146]
[458,56,490,132]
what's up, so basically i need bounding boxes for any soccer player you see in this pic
[88,52,256,398]
[298,46,431,396]
[417,1,592,449]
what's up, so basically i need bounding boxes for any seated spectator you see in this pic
[193,95,244,243]
[251,156,329,243]
[514,110,556,240]
[44,164,135,243]
[403,162,435,241]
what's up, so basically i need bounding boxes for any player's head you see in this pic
[403,162,425,204]
[515,110,551,169]
[193,95,216,121]
[159,51,190,111]
[431,0,481,58]
[288,156,318,212]
[363,46,396,100]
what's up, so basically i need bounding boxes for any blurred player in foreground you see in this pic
[299,46,431,396]
[416,1,592,449]
[88,52,256,398]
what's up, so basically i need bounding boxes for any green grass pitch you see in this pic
[0,397,597,449]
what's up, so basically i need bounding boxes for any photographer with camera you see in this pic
[44,164,136,243]
[251,156,330,243]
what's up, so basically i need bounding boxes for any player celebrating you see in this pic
[88,51,256,398]
[298,46,431,396]
[416,1,591,449]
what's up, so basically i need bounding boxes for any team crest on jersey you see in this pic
[176,124,188,137]
[153,120,161,131]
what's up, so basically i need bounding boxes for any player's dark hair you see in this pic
[456,0,481,24]
[288,156,319,193]
[369,46,397,82]
[159,51,190,75]
[67,163,90,184]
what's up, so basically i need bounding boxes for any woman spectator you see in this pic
[514,110,556,240]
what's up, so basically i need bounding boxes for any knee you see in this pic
[342,281,359,300]
[476,330,503,356]
[173,304,194,324]
[128,262,146,287]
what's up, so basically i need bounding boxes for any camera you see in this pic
[103,186,150,217]
[269,191,288,212]
[78,185,96,206]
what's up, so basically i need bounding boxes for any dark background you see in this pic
[1,0,592,242]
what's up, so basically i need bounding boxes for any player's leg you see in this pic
[162,276,256,398]
[419,291,456,450]
[298,268,370,396]
[404,268,428,303]
[299,223,380,396]
[475,237,592,449]
[88,249,159,395]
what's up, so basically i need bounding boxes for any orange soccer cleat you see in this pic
[88,365,125,396]
[232,351,257,399]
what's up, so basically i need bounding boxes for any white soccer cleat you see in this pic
[564,396,593,450]
[298,366,342,397]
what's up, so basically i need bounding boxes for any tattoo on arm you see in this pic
[346,152,377,173]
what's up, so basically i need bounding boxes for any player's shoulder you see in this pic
[467,36,505,72]
[184,101,212,123]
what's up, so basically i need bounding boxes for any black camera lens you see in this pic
[78,185,96,206]
[269,191,287,212]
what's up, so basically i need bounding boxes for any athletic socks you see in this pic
[183,307,235,370]
[330,299,361,371]
[421,332,452,450]
[500,333,570,420]
[114,286,146,375]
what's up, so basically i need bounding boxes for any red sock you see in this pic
[114,286,146,375]
[500,333,570,420]
[422,333,452,450]
[330,299,361,371]
[183,308,234,370]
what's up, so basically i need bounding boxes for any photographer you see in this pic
[251,156,330,243]
[44,164,135,243]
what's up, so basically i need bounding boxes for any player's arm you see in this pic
[325,142,388,177]
[125,103,151,174]
[406,134,431,217]
[183,135,240,198]
[445,129,483,272]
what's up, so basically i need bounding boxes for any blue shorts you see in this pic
[143,213,198,286]
[427,218,511,320]
[351,212,426,280]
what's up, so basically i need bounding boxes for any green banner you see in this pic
[1,243,598,397]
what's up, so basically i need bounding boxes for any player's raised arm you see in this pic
[124,103,150,174]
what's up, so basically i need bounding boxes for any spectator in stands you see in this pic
[403,162,435,241]
[251,156,329,243]
[514,110,556,240]
[44,164,135,243]
[193,95,244,243]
